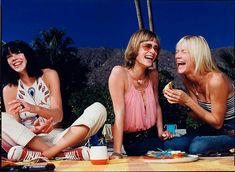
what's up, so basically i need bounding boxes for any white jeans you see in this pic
[2,102,107,148]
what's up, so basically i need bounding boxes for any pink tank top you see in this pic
[123,80,157,132]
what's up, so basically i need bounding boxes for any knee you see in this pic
[189,137,208,154]
[164,138,190,152]
[91,102,107,120]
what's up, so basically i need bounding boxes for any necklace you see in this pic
[189,75,203,96]
[137,79,145,85]
[192,84,199,96]
[129,70,147,85]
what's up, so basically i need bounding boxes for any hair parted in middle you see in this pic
[124,29,160,68]
[176,35,219,74]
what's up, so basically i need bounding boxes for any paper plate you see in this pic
[144,154,199,163]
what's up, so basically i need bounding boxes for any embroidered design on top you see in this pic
[17,78,50,128]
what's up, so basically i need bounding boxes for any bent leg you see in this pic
[164,134,195,152]
[2,112,35,147]
[42,102,107,158]
[189,135,235,155]
[2,112,51,153]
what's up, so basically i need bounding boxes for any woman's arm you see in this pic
[3,85,21,121]
[151,70,173,139]
[164,73,230,129]
[186,74,229,129]
[19,69,63,123]
[108,66,126,157]
[151,70,163,135]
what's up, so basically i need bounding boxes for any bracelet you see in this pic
[111,152,123,159]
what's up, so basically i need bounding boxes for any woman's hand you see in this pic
[8,99,23,115]
[31,117,53,134]
[8,99,37,114]
[160,130,174,140]
[109,152,123,160]
[18,100,36,113]
[163,82,190,105]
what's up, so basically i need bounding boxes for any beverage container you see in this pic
[90,146,108,165]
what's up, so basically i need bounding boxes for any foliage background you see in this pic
[32,28,234,130]
[2,28,234,131]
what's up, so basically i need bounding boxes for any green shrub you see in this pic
[68,84,114,124]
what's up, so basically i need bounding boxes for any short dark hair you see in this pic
[2,40,42,86]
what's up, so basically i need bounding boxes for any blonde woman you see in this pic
[163,36,234,155]
[109,29,173,159]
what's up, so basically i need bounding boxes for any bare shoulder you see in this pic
[207,72,232,93]
[42,68,59,78]
[3,84,17,95]
[41,68,59,82]
[2,84,18,102]
[208,72,229,87]
[110,65,127,78]
[41,68,60,88]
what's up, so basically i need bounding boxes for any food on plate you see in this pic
[145,150,187,159]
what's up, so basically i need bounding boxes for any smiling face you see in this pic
[175,42,195,75]
[136,40,159,68]
[7,52,27,73]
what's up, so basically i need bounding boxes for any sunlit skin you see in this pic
[163,40,234,130]
[7,52,27,73]
[109,39,173,160]
[175,43,195,75]
[3,50,89,159]
[136,40,158,68]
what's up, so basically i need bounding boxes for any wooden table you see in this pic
[52,156,234,171]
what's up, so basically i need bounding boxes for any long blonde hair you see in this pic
[176,35,219,74]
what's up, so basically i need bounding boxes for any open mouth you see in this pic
[177,61,186,67]
[145,55,154,61]
[13,61,23,68]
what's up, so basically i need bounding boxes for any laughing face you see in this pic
[7,52,27,73]
[136,40,158,68]
[175,42,195,75]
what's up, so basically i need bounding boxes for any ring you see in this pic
[20,102,24,108]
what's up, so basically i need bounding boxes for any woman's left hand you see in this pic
[160,130,174,140]
[31,117,53,134]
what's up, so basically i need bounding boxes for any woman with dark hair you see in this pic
[2,40,42,86]
[108,30,173,159]
[2,40,107,162]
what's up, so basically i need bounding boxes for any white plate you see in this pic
[144,154,199,163]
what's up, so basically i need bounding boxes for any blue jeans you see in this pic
[123,126,165,156]
[164,119,235,155]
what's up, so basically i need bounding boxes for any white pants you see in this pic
[2,102,107,148]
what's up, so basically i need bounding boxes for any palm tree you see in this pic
[32,27,89,127]
[134,0,144,30]
[147,0,154,32]
[32,27,76,66]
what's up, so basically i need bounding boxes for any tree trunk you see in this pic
[147,0,154,32]
[134,0,144,30]
[147,0,157,69]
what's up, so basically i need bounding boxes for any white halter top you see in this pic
[16,77,51,129]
